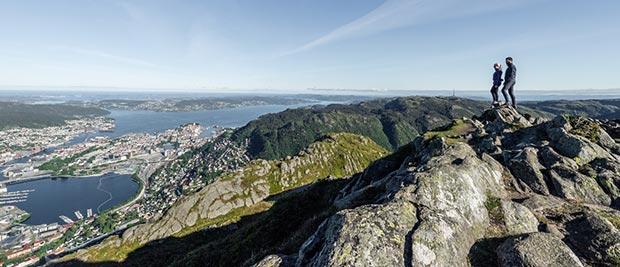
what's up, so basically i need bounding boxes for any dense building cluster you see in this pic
[0,124,240,266]
[0,118,112,166]
[137,134,250,219]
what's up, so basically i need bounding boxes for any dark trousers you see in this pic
[502,80,516,105]
[490,85,500,102]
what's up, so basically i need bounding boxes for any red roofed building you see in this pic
[6,244,32,260]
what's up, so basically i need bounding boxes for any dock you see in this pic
[74,210,84,220]
[59,215,74,224]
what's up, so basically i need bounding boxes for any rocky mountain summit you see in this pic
[251,106,620,267]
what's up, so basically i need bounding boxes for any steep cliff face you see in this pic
[60,133,387,264]
[252,107,620,267]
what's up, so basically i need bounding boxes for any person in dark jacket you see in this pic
[502,57,517,107]
[491,63,503,106]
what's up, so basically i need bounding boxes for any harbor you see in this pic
[6,173,138,225]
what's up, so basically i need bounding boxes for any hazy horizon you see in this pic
[1,86,620,95]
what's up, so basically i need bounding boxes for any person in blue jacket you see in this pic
[491,63,503,106]
[502,57,517,107]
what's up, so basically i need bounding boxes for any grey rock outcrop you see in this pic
[296,141,506,267]
[501,201,539,235]
[545,115,613,165]
[296,202,417,267]
[252,255,295,267]
[565,211,620,265]
[505,147,549,194]
[497,232,584,267]
[548,166,611,206]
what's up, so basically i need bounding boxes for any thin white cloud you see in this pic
[49,46,160,68]
[116,1,148,23]
[284,0,541,56]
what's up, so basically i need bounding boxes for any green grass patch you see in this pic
[597,211,620,230]
[61,236,141,263]
[567,115,600,142]
[423,119,475,144]
[39,146,99,175]
[485,195,504,223]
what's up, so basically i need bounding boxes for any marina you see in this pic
[0,189,34,205]
[58,209,94,224]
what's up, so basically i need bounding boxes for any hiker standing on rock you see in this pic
[491,63,503,107]
[502,57,517,108]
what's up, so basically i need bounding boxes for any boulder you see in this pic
[296,201,417,267]
[554,133,607,164]
[501,200,539,235]
[497,232,584,267]
[549,166,611,206]
[252,255,294,267]
[565,211,620,264]
[505,147,549,195]
[520,194,566,212]
[597,127,617,149]
[590,158,620,200]
[538,146,579,170]
[545,115,611,164]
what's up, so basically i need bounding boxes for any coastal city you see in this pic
[3,122,206,180]
[0,116,249,266]
[0,118,114,166]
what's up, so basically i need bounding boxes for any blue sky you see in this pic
[0,0,618,92]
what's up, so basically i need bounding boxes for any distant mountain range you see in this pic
[522,99,620,119]
[85,95,374,112]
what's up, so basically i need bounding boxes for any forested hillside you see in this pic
[231,96,550,160]
[0,102,109,129]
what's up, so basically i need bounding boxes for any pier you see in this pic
[59,216,74,224]
[74,210,84,220]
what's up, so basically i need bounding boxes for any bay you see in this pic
[8,173,138,225]
[1,103,323,225]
